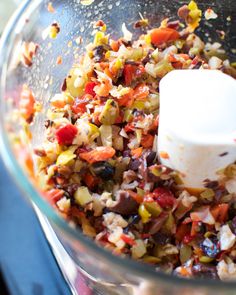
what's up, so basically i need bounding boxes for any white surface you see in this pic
[158,70,236,188]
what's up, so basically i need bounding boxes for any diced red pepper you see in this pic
[176,223,191,241]
[110,39,120,52]
[190,221,201,236]
[211,203,229,223]
[150,28,180,46]
[71,95,91,114]
[123,64,134,86]
[70,207,86,219]
[128,190,143,204]
[152,187,176,209]
[124,123,135,133]
[115,112,124,124]
[84,82,97,97]
[79,147,116,164]
[117,89,134,107]
[84,173,99,189]
[20,84,36,123]
[183,234,195,244]
[43,189,64,205]
[55,124,78,145]
[123,64,145,86]
[121,234,136,246]
[133,83,149,100]
[141,134,154,148]
[131,147,143,159]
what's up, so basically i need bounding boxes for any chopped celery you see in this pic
[224,164,236,178]
[135,129,142,145]
[99,99,119,125]
[100,125,112,147]
[74,186,93,206]
[200,188,215,201]
[180,245,192,264]
[131,239,147,259]
[137,188,145,197]
[89,123,100,142]
[123,109,133,122]
[163,212,175,233]
[154,60,173,78]
[142,256,161,264]
[56,150,76,166]
[145,60,173,78]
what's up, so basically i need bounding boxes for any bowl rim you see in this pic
[1,0,236,290]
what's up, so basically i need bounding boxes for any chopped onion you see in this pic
[122,23,133,42]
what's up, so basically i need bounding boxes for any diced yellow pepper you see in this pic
[56,150,76,166]
[144,202,162,218]
[100,125,112,147]
[138,204,151,223]
[144,34,151,46]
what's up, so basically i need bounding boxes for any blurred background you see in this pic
[0,0,21,34]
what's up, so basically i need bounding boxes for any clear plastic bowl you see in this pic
[0,1,236,294]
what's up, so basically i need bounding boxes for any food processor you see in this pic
[0,0,236,294]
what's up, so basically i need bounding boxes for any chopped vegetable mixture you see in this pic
[21,1,236,280]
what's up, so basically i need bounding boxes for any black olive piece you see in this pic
[192,61,202,69]
[123,150,131,157]
[146,151,157,166]
[200,236,220,258]
[108,190,139,216]
[128,159,141,171]
[153,232,172,245]
[93,45,106,62]
[92,161,115,180]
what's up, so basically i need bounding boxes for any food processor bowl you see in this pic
[0,0,236,294]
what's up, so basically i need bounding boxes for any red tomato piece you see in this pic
[55,124,78,145]
[152,187,176,209]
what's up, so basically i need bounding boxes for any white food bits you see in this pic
[217,259,236,281]
[205,8,218,20]
[131,239,147,259]
[219,224,236,250]
[122,23,133,42]
[108,226,125,249]
[56,197,71,213]
[208,56,223,69]
[103,212,128,231]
